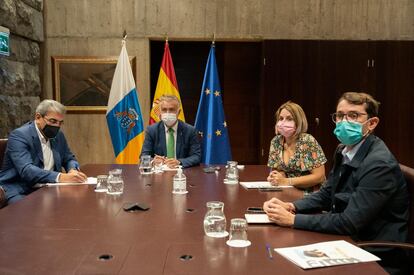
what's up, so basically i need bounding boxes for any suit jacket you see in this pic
[0,121,79,189]
[141,121,201,168]
[293,134,409,243]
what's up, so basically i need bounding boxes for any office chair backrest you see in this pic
[0,139,7,170]
[400,164,414,244]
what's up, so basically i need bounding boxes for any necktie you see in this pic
[167,128,175,158]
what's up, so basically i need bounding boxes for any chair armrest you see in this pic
[357,241,414,250]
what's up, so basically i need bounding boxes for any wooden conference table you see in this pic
[0,165,385,274]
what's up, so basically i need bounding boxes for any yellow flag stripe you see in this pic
[150,68,185,122]
[115,132,144,164]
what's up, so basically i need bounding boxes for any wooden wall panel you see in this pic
[261,40,414,170]
[63,114,115,165]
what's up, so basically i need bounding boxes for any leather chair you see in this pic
[0,138,7,208]
[0,138,7,169]
[357,163,414,274]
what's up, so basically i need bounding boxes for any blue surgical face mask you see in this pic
[333,121,365,145]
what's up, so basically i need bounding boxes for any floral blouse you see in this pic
[267,133,327,193]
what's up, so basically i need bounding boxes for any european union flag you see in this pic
[195,44,232,165]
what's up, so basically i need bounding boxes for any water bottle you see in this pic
[203,201,228,238]
[172,166,187,194]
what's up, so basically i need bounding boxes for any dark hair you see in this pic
[338,92,380,118]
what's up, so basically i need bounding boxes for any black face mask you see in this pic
[41,124,60,139]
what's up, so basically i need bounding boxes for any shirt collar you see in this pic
[34,122,48,144]
[341,139,365,163]
[164,122,178,133]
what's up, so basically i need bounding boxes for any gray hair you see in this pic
[36,99,66,116]
[159,95,181,109]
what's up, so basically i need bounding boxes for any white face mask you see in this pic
[161,113,177,127]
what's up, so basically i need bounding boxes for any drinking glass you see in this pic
[226,218,251,247]
[95,175,108,192]
[203,201,228,238]
[107,169,124,195]
[153,160,163,174]
[139,155,153,174]
[224,161,239,184]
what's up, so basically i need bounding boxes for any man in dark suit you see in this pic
[141,95,201,168]
[263,92,409,274]
[0,99,87,205]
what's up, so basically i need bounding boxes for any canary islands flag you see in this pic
[149,41,185,124]
[195,44,232,165]
[106,40,144,164]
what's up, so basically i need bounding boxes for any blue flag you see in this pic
[195,44,232,165]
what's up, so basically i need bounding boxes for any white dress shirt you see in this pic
[35,123,60,182]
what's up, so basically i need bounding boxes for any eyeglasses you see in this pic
[331,112,368,123]
[43,116,64,126]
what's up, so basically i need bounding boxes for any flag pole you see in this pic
[122,30,127,45]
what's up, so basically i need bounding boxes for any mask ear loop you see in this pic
[361,118,371,137]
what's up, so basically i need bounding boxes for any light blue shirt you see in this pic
[341,138,366,164]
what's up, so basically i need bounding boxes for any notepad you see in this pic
[34,177,97,187]
[245,213,272,224]
[240,181,293,189]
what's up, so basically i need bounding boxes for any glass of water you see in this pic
[203,201,228,238]
[95,175,108,192]
[107,169,124,195]
[226,218,251,247]
[139,155,153,174]
[224,161,239,184]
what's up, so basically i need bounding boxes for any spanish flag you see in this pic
[106,39,144,164]
[149,41,185,124]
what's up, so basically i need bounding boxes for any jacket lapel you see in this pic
[30,122,44,164]
[50,138,61,171]
[176,121,183,158]
[158,122,167,156]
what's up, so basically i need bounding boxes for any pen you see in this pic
[266,244,273,259]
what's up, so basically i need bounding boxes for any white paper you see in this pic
[275,240,380,269]
[34,177,97,187]
[162,165,179,171]
[239,181,294,189]
[245,214,272,224]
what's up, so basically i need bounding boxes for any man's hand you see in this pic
[164,158,180,168]
[263,197,296,227]
[153,155,165,166]
[59,169,87,183]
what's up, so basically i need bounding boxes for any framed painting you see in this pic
[51,56,136,113]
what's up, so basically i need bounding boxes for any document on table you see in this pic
[34,177,97,187]
[245,214,272,224]
[161,165,179,171]
[274,240,380,269]
[239,181,293,189]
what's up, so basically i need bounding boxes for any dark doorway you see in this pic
[150,41,262,164]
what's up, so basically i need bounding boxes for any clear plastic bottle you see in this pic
[172,166,187,194]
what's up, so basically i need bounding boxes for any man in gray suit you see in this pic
[141,95,201,168]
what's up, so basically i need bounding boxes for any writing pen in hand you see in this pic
[266,244,273,259]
